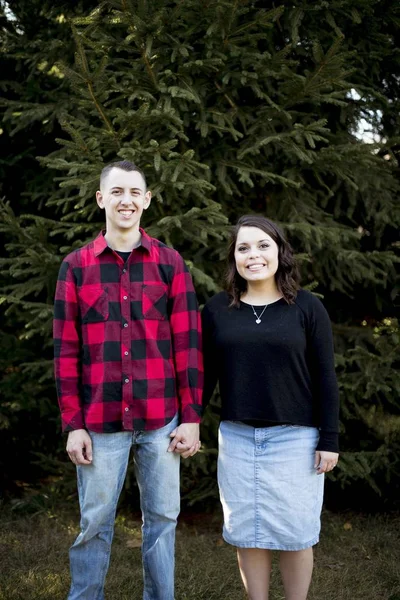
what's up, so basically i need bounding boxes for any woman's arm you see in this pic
[201,302,219,409]
[306,295,340,454]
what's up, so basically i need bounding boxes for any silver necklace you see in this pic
[251,304,268,324]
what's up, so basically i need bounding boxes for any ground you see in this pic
[0,506,399,599]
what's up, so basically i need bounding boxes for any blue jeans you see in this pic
[68,415,180,600]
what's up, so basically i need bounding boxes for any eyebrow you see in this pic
[110,186,142,192]
[237,238,270,245]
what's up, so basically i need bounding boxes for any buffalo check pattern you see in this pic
[53,229,203,433]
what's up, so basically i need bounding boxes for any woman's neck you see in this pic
[241,281,281,305]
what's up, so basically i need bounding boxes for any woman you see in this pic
[202,214,339,600]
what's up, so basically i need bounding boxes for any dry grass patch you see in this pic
[0,507,399,599]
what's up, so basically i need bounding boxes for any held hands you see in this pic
[66,429,93,465]
[314,450,339,474]
[168,423,201,459]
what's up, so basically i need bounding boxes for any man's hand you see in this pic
[168,423,200,459]
[66,429,93,465]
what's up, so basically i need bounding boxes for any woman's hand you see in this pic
[314,450,339,474]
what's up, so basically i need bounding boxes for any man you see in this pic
[53,160,203,600]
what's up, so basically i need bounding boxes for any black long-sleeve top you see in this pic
[202,289,339,452]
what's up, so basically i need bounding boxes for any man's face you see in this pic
[96,168,151,236]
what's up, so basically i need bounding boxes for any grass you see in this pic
[0,505,399,600]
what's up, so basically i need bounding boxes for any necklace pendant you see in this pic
[250,304,268,324]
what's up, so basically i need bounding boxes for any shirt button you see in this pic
[123,323,128,328]
[123,295,128,300]
[124,378,129,383]
[122,268,126,273]
[124,351,129,356]
[125,407,129,412]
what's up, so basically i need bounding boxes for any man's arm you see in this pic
[54,259,92,464]
[167,252,203,457]
[54,259,83,430]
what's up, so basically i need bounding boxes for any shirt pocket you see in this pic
[142,284,168,320]
[78,285,109,324]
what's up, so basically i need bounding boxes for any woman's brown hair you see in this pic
[225,214,300,307]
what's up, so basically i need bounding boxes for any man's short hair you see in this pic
[100,161,147,189]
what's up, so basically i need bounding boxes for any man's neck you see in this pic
[104,229,142,252]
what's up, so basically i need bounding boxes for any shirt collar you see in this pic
[93,228,152,257]
[139,228,152,253]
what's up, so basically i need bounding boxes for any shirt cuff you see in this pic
[61,410,85,432]
[316,430,339,453]
[180,403,202,423]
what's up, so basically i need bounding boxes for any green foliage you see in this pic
[0,0,399,509]
[331,319,400,502]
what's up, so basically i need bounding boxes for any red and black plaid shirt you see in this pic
[53,229,203,433]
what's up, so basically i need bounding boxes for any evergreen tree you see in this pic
[0,0,99,495]
[1,0,399,509]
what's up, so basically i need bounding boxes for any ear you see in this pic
[143,190,152,210]
[96,190,104,209]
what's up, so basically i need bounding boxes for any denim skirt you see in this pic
[218,421,324,551]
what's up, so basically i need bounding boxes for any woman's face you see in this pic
[234,226,279,285]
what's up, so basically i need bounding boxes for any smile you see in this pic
[247,264,265,271]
